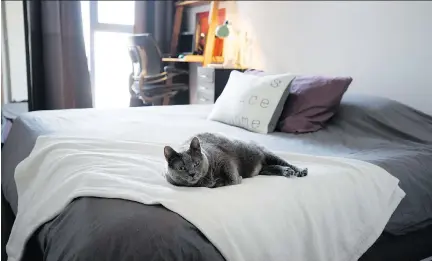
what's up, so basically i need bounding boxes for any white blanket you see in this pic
[7,136,405,261]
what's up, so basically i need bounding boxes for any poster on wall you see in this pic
[194,8,226,56]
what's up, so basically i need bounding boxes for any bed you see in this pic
[2,94,432,261]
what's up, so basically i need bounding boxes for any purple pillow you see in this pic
[244,70,353,133]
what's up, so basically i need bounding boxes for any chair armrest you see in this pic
[142,75,168,85]
[164,66,188,75]
[133,72,166,82]
[143,72,166,79]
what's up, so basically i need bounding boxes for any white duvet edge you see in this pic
[9,186,405,261]
[175,185,406,261]
[8,178,406,261]
[344,186,406,261]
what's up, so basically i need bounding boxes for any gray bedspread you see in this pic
[2,94,432,261]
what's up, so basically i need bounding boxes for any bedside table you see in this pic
[193,67,246,104]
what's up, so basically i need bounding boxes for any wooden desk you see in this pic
[162,55,224,64]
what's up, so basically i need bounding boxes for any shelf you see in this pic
[175,1,210,7]
[163,55,224,64]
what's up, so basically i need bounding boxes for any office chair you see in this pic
[128,34,188,106]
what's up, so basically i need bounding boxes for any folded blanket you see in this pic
[7,136,405,261]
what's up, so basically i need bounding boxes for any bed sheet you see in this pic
[2,94,432,260]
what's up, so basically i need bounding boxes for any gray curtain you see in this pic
[134,0,175,54]
[25,0,92,110]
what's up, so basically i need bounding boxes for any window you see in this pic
[97,1,135,25]
[81,1,135,109]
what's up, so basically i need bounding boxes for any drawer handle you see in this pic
[199,74,210,79]
[199,86,209,90]
[199,97,209,102]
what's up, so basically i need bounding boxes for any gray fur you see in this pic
[163,132,308,188]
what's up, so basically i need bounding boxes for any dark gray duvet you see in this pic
[2,94,432,261]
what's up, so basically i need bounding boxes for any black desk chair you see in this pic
[128,34,188,106]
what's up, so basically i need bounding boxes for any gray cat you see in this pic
[163,132,308,188]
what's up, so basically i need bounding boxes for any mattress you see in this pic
[2,94,432,260]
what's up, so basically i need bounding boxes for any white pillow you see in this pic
[208,71,295,134]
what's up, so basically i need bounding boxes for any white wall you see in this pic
[3,1,28,102]
[233,1,432,114]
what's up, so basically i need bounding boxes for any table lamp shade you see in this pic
[215,20,230,38]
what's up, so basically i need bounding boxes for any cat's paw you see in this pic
[233,176,242,185]
[227,176,242,186]
[281,167,297,177]
[297,168,308,177]
[282,167,308,178]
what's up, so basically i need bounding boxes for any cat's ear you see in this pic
[190,137,201,151]
[164,146,178,161]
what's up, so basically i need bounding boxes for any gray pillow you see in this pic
[278,76,352,133]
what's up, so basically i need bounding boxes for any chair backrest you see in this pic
[128,34,163,77]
